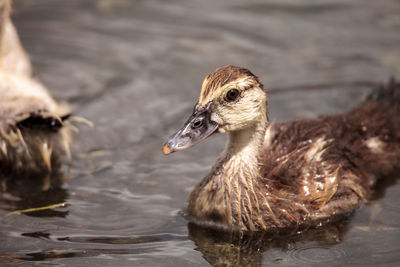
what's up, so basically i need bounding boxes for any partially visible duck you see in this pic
[0,1,72,190]
[163,65,400,231]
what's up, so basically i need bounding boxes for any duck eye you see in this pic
[225,89,240,102]
[192,118,203,129]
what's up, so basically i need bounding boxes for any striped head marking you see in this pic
[197,65,263,109]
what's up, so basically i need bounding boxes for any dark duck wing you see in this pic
[260,79,400,224]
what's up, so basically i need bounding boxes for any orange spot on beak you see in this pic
[162,144,172,155]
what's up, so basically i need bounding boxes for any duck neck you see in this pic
[206,115,268,230]
[188,109,269,230]
[221,116,268,177]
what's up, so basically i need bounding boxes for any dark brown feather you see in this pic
[258,79,400,227]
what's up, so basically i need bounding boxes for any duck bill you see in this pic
[162,102,218,155]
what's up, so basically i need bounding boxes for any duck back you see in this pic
[260,79,400,225]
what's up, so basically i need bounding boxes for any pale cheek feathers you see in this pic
[217,91,266,128]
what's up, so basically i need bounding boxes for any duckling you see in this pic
[0,1,72,190]
[163,65,400,231]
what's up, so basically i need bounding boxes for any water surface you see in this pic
[1,0,400,266]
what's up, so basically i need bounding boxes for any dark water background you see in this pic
[1,0,400,266]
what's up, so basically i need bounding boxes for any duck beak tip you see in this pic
[162,144,172,155]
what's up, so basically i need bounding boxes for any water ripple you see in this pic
[289,244,346,264]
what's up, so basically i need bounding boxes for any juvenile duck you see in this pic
[163,65,400,231]
[0,1,72,190]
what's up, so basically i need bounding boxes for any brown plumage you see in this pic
[163,65,400,231]
[0,0,73,190]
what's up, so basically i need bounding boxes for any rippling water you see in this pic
[1,0,400,266]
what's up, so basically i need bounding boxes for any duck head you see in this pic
[163,65,267,155]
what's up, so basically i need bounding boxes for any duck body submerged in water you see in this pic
[163,65,400,231]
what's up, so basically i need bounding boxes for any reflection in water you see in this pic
[0,222,347,266]
[188,220,349,267]
[0,168,69,217]
[3,248,132,262]
[0,232,182,263]
[64,235,164,244]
